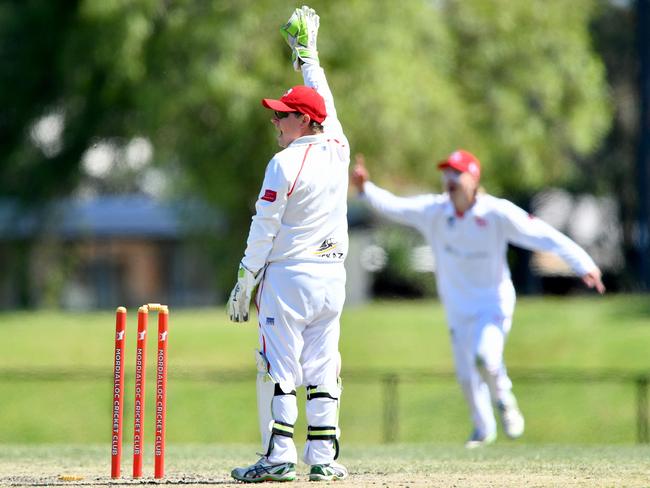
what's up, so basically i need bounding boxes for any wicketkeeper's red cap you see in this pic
[262,85,327,124]
[438,149,481,179]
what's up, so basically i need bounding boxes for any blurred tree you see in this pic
[0,0,613,296]
[587,0,642,289]
[0,0,154,201]
[442,0,612,196]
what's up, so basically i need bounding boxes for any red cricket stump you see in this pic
[132,306,149,479]
[111,307,127,479]
[154,306,169,479]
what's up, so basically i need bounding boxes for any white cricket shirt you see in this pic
[362,182,597,317]
[241,64,350,273]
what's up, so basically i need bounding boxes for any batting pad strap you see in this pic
[272,421,295,438]
[306,384,339,400]
[307,425,337,440]
[274,383,297,396]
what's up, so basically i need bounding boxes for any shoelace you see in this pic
[248,464,274,476]
[248,460,291,476]
[246,459,272,476]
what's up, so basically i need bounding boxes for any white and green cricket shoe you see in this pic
[309,461,348,481]
[280,5,319,70]
[231,457,296,483]
[464,429,497,449]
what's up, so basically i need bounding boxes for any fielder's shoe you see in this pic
[280,5,319,70]
[497,398,525,439]
[309,461,348,481]
[231,457,296,483]
[464,429,497,449]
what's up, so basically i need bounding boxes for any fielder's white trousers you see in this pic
[256,260,345,465]
[448,309,513,438]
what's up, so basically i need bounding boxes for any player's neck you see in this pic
[451,191,477,215]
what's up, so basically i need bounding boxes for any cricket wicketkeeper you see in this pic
[227,6,349,482]
[352,150,605,448]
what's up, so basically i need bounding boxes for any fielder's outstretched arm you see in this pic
[362,181,441,231]
[353,154,439,231]
[499,200,605,293]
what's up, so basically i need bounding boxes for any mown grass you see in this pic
[0,294,648,446]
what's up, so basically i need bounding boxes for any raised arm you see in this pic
[281,6,344,137]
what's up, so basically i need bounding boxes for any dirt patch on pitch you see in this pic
[2,444,650,488]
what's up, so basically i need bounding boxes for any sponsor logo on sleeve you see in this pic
[261,189,277,202]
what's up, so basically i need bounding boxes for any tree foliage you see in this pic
[0,0,613,292]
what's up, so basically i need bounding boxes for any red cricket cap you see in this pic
[262,85,327,124]
[438,149,481,179]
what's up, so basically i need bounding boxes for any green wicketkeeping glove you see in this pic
[226,263,262,323]
[280,5,320,71]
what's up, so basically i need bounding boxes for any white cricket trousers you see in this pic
[448,309,514,438]
[256,260,345,465]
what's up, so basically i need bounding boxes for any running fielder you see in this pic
[352,150,605,447]
[227,6,349,482]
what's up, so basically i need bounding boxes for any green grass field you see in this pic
[0,294,649,448]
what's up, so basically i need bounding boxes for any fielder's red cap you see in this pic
[438,149,481,179]
[262,85,327,124]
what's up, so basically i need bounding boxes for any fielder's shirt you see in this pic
[362,183,597,318]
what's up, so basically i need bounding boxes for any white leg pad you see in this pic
[255,350,298,463]
[303,380,342,465]
[268,394,298,464]
[256,350,276,454]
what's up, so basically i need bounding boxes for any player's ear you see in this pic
[301,114,311,127]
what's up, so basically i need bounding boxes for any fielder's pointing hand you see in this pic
[351,153,369,193]
[582,268,606,294]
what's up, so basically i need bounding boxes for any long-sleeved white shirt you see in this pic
[241,64,350,273]
[362,182,597,318]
